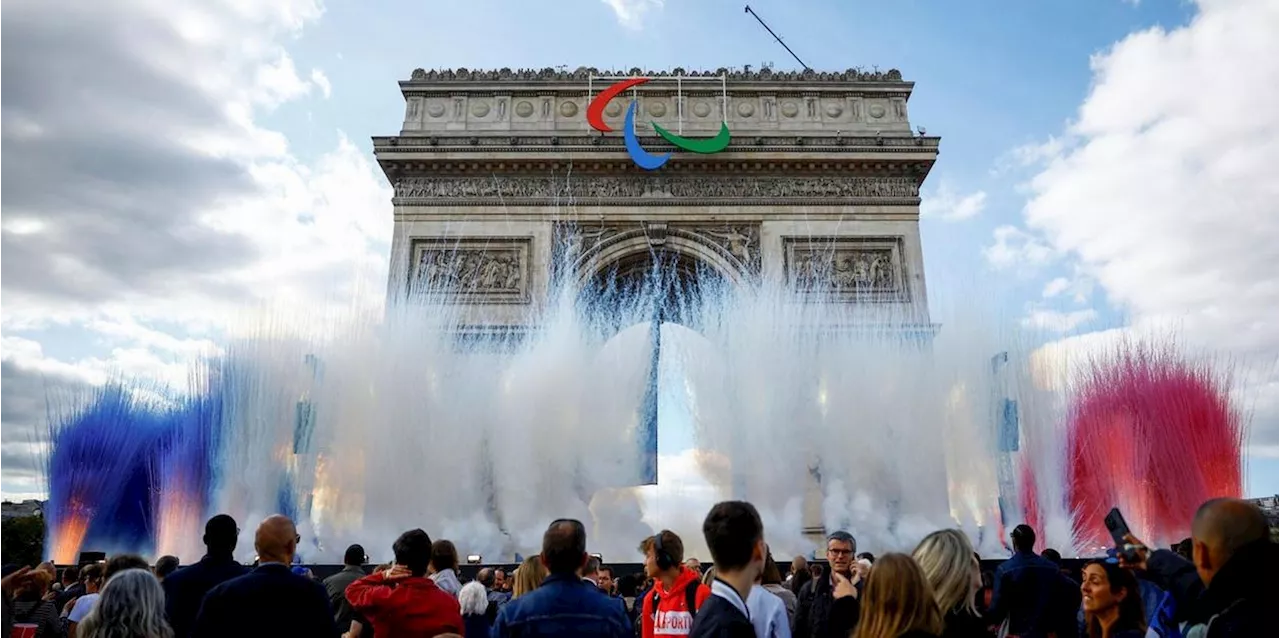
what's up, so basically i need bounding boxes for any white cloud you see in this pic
[1017,0,1279,480]
[1021,307,1099,333]
[1041,270,1095,303]
[601,0,664,30]
[1,337,108,387]
[1042,277,1072,298]
[983,225,1055,270]
[920,182,987,221]
[310,68,332,99]
[0,0,392,496]
[1,0,392,331]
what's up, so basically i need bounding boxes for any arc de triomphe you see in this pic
[374,66,939,538]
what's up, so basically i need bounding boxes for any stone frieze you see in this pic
[394,176,920,204]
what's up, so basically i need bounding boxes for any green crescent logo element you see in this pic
[652,121,731,154]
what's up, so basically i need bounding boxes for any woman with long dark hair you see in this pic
[1080,560,1145,638]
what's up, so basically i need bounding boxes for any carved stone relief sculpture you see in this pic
[891,97,907,121]
[691,225,760,271]
[849,97,863,122]
[783,237,908,303]
[410,239,531,303]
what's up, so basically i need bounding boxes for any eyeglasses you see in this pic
[827,549,853,556]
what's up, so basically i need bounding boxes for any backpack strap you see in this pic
[650,582,702,619]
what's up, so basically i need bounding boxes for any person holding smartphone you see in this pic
[1118,498,1276,637]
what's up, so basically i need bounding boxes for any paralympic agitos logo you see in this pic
[587,78,731,170]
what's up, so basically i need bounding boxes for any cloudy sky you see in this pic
[2,0,1277,514]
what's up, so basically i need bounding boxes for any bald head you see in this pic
[1193,498,1269,553]
[1190,498,1270,586]
[255,515,299,564]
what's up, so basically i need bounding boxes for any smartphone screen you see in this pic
[1104,507,1131,545]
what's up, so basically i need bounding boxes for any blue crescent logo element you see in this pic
[622,102,671,171]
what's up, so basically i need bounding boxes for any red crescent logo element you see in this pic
[587,77,650,133]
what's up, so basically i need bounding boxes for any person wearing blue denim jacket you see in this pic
[491,518,630,638]
[987,525,1076,637]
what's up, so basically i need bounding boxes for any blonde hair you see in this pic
[912,529,980,616]
[512,555,547,599]
[700,565,717,586]
[850,553,944,638]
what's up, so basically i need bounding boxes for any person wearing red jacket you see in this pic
[346,529,464,637]
[640,530,712,638]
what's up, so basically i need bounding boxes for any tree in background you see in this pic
[2,516,45,567]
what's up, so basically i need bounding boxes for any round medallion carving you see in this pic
[514,101,535,118]
[825,103,844,118]
[427,103,446,118]
[780,102,799,118]
[736,101,755,117]
[470,101,491,118]
[559,101,578,117]
[605,100,623,117]
[868,104,886,119]
[692,102,712,117]
[647,101,667,117]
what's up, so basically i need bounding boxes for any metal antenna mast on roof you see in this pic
[743,5,810,71]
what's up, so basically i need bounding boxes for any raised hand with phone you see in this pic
[1103,508,1148,568]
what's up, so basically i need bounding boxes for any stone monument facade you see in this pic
[374,66,939,538]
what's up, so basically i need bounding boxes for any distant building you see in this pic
[1,500,44,520]
[1247,495,1278,528]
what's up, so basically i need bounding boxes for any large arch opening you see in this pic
[577,247,736,554]
[576,245,732,332]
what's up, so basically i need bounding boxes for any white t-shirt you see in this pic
[746,585,791,638]
[68,593,100,623]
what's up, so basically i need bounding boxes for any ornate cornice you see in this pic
[406,66,908,84]
[391,175,921,207]
[374,134,939,154]
[378,160,933,178]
